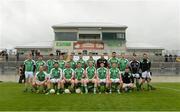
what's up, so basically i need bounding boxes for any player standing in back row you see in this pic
[23,54,36,92]
[108,52,119,68]
[129,54,141,91]
[35,55,46,72]
[77,53,86,69]
[118,52,129,74]
[46,53,55,74]
[68,54,76,70]
[139,53,155,90]
[86,53,96,67]
[58,55,66,70]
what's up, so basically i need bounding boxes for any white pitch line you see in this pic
[156,86,180,92]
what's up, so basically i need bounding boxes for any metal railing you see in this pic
[0,60,179,75]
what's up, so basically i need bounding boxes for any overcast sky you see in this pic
[0,0,180,50]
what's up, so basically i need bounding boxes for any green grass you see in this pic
[0,82,180,111]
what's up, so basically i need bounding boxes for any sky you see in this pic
[0,0,180,50]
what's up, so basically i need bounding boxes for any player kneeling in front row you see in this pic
[61,63,75,93]
[74,62,85,94]
[97,62,109,94]
[46,62,63,95]
[122,67,135,92]
[108,63,123,94]
[32,65,49,93]
[85,62,98,94]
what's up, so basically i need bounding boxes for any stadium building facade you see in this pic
[52,22,128,54]
[14,22,164,56]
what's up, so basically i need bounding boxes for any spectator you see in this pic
[164,54,168,62]
[56,50,58,56]
[169,54,173,62]
[35,50,38,57]
[18,65,25,83]
[16,51,19,61]
[31,50,35,56]
[5,53,8,62]
[173,55,177,62]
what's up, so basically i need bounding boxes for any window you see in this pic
[79,34,101,40]
[102,32,125,40]
[55,32,77,41]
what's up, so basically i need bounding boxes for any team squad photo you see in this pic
[0,0,180,111]
[23,52,155,95]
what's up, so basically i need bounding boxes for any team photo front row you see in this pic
[22,52,156,95]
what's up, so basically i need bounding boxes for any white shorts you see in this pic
[35,80,46,85]
[25,71,34,79]
[142,71,151,79]
[132,73,140,78]
[123,83,134,88]
[50,78,61,83]
[110,78,120,83]
[65,79,72,82]
[88,78,94,81]
[46,74,50,79]
[99,79,106,83]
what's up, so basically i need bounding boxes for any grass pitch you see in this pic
[0,82,180,111]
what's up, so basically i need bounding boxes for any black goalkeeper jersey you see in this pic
[96,58,108,68]
[129,60,140,74]
[122,72,134,84]
[140,59,151,72]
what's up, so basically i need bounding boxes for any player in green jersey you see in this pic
[85,62,98,94]
[68,54,76,70]
[62,63,75,93]
[46,53,55,74]
[23,53,36,92]
[74,62,85,93]
[118,52,129,74]
[35,55,46,71]
[48,62,63,95]
[58,55,66,70]
[33,66,49,93]
[86,53,96,67]
[77,53,86,69]
[108,52,119,68]
[108,62,122,94]
[97,62,108,93]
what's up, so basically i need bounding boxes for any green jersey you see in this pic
[68,60,76,70]
[77,58,86,68]
[108,57,119,67]
[86,66,96,79]
[35,71,48,81]
[35,60,46,71]
[63,68,74,79]
[58,60,66,70]
[119,58,129,71]
[109,67,120,79]
[74,68,84,80]
[24,59,35,72]
[87,58,96,67]
[50,68,62,79]
[97,67,107,79]
[46,59,55,73]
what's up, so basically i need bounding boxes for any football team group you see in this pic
[23,52,155,95]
